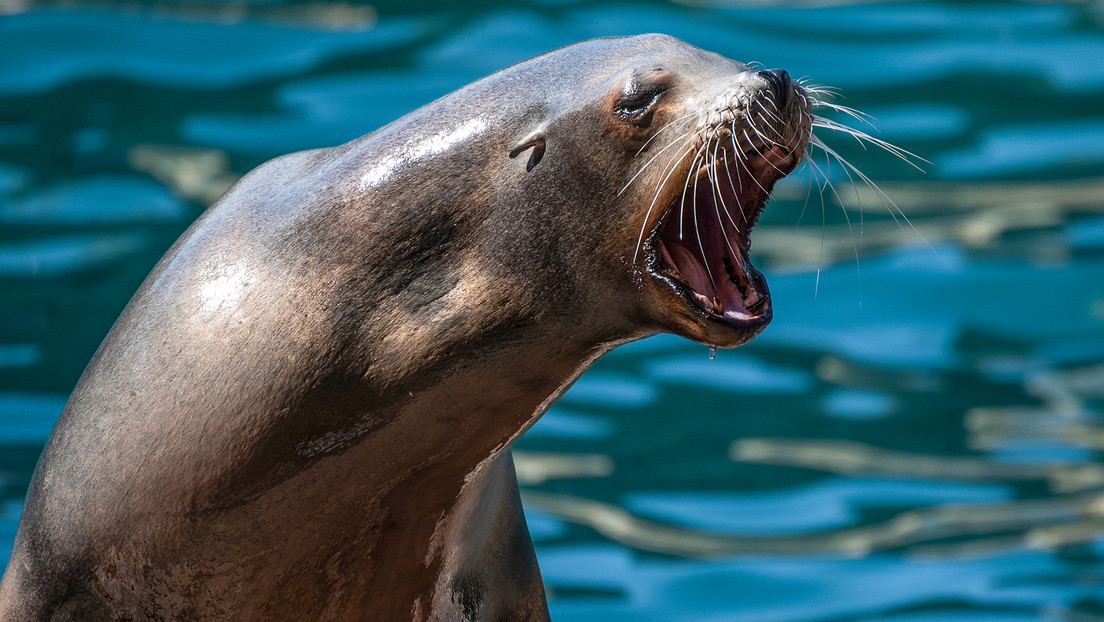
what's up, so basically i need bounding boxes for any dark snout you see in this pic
[758,69,793,108]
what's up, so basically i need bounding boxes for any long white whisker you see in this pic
[706,144,742,269]
[688,144,717,288]
[746,121,790,178]
[726,125,753,224]
[809,135,939,259]
[801,152,830,298]
[650,127,701,195]
[711,142,744,242]
[798,81,842,98]
[807,137,855,212]
[718,149,745,233]
[630,136,698,263]
[679,148,704,241]
[811,115,929,170]
[793,157,817,231]
[755,99,784,126]
[811,145,863,290]
[810,101,877,127]
[810,135,897,222]
[739,129,783,186]
[635,110,700,156]
[749,103,785,147]
[619,125,699,196]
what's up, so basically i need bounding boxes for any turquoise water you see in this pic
[2,1,1103,619]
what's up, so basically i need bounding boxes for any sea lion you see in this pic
[0,34,811,621]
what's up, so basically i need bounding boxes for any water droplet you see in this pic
[708,346,717,360]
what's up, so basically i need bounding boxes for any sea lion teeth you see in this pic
[693,291,712,310]
[712,297,724,315]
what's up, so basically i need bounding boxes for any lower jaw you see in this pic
[682,307,772,348]
[655,237,771,318]
[649,267,773,346]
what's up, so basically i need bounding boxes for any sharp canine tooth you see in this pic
[712,297,724,314]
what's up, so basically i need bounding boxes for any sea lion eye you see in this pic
[615,81,668,123]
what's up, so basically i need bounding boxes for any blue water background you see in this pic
[2,1,1103,619]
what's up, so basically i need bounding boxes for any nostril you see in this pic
[758,69,792,107]
[758,69,789,91]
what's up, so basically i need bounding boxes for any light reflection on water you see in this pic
[1,1,1103,619]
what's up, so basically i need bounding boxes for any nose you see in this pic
[758,69,792,107]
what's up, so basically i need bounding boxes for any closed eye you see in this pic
[616,83,669,119]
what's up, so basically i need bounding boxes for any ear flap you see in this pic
[509,130,546,172]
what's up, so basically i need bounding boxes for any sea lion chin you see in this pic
[0,34,811,621]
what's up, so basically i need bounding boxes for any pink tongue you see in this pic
[662,241,712,295]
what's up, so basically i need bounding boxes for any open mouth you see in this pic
[647,143,800,329]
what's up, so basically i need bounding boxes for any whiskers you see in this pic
[625,114,701,264]
[793,77,930,295]
[621,73,926,300]
[625,81,808,272]
[797,77,928,211]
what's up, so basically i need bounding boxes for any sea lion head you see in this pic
[502,34,812,349]
[338,35,810,355]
